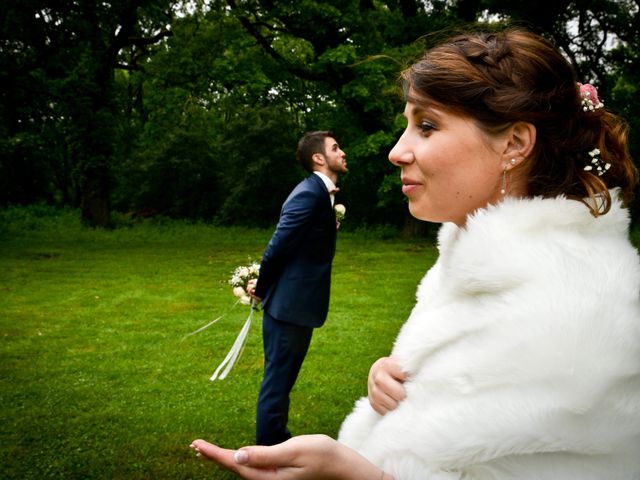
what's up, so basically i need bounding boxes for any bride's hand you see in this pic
[368,356,407,415]
[190,435,387,480]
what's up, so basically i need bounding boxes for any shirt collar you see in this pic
[313,171,336,193]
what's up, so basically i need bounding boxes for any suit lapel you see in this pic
[308,173,333,210]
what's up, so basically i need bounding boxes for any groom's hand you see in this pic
[247,279,262,302]
[368,356,407,415]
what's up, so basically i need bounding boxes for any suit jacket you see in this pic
[339,191,640,479]
[255,173,337,328]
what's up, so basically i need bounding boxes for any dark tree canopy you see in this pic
[2,0,638,231]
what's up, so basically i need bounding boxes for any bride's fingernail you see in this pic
[234,450,249,464]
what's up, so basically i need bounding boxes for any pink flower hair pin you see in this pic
[578,82,604,111]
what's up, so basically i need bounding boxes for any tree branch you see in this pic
[115,62,141,71]
[456,0,481,22]
[225,0,325,82]
[126,29,173,48]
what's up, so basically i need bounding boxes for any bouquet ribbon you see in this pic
[185,261,260,381]
[209,298,257,381]
[182,298,246,340]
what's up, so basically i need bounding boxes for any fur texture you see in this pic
[338,193,640,479]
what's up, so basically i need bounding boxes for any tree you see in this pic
[113,5,306,222]
[1,1,174,227]
[211,0,450,231]
[2,0,638,229]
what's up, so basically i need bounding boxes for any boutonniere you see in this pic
[334,204,346,223]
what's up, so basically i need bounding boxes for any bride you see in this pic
[191,27,640,480]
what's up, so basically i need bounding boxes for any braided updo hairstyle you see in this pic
[402,28,637,216]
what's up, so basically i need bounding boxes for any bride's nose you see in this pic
[389,131,414,166]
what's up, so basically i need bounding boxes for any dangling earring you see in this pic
[500,168,507,195]
[500,159,517,196]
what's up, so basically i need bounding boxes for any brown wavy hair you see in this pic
[402,28,637,216]
[296,130,336,173]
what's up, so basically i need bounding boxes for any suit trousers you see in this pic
[256,311,313,445]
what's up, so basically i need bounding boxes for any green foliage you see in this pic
[2,0,640,229]
[0,0,176,226]
[0,207,436,479]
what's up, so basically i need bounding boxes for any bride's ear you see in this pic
[502,121,536,167]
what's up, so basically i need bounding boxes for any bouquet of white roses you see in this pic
[184,261,261,381]
[229,262,260,306]
[208,261,261,381]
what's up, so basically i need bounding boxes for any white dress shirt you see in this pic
[313,171,337,206]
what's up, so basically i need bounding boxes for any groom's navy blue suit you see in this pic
[254,173,338,445]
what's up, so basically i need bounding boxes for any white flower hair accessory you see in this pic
[578,82,604,111]
[583,148,611,176]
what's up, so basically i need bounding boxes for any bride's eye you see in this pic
[418,120,436,136]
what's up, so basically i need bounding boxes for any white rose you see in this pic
[334,204,346,215]
[233,286,245,298]
[240,294,252,305]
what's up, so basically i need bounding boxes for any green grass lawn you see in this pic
[0,208,437,479]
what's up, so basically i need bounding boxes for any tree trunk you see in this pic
[80,172,111,228]
[75,82,115,228]
[401,214,433,238]
[456,0,481,22]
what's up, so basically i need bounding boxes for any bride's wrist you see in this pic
[331,440,393,480]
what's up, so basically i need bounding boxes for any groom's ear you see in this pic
[312,152,326,166]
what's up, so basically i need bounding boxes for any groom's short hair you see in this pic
[296,130,336,173]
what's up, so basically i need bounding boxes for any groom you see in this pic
[248,130,347,445]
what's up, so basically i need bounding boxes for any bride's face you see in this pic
[389,102,506,226]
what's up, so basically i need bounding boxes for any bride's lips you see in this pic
[401,177,421,195]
